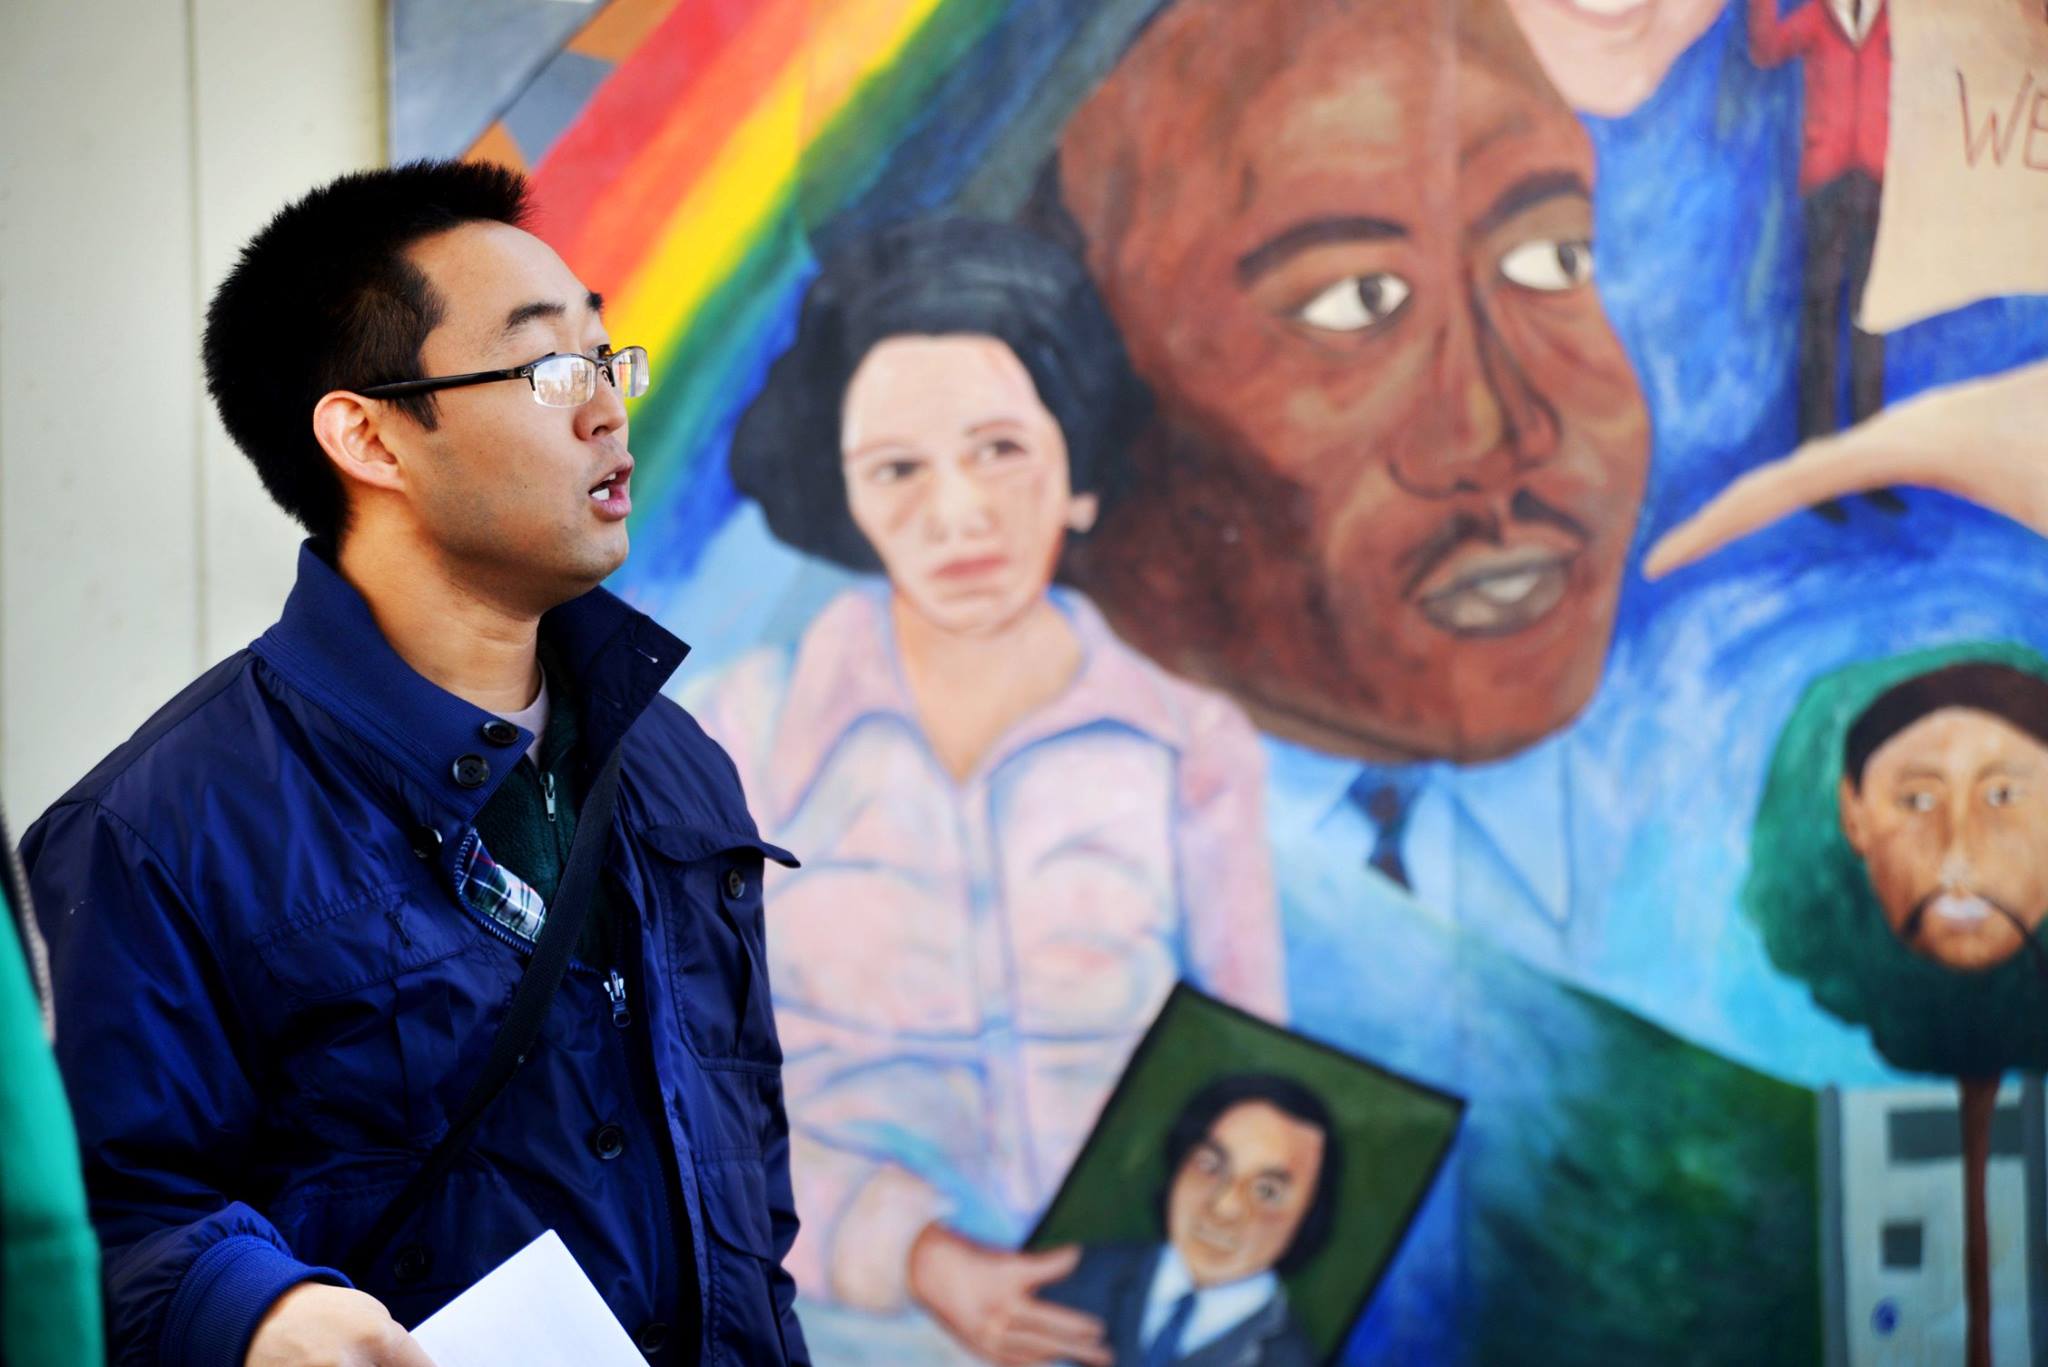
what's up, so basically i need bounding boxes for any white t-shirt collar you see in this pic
[494,671,551,767]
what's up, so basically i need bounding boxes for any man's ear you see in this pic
[1067,492,1101,534]
[312,390,408,497]
[1838,776,1869,854]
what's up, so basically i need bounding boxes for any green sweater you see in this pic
[472,662,620,967]
[0,813,103,1365]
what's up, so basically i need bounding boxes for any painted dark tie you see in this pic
[1145,1291,1199,1367]
[1351,770,1419,891]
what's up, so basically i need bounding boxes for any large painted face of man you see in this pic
[1057,0,1650,764]
[1840,708,2048,972]
[1166,1100,1328,1288]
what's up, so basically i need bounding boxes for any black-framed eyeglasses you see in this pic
[357,345,650,408]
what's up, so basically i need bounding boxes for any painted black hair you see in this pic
[1158,1073,1342,1278]
[728,217,1151,573]
[1843,662,2048,789]
[201,159,532,543]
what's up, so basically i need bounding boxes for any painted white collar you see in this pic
[1140,1243,1283,1359]
[1827,0,1883,43]
[1272,729,1575,929]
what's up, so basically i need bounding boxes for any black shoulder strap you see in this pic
[344,742,627,1277]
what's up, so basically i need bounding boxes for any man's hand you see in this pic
[907,1224,1111,1367]
[245,1282,437,1367]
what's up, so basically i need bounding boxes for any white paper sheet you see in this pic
[410,1229,647,1367]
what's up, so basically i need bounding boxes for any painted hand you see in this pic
[907,1224,1112,1367]
[1644,358,2048,579]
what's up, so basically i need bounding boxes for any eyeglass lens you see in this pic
[528,347,651,408]
[610,347,648,399]
[531,356,595,407]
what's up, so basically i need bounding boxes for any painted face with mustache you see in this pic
[1839,707,2048,972]
[1057,0,1650,763]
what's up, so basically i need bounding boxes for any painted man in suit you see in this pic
[1041,1076,1339,1367]
[1748,0,1891,447]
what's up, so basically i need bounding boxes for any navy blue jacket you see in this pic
[20,545,808,1367]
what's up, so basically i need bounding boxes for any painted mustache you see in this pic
[1899,889,2048,978]
[1398,488,1594,600]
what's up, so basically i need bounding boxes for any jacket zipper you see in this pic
[605,969,631,1028]
[447,828,600,976]
[464,894,602,975]
[542,771,558,822]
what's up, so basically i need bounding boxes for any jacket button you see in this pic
[410,827,443,860]
[634,1321,669,1357]
[590,1122,627,1160]
[724,868,747,900]
[480,719,520,747]
[451,754,491,788]
[392,1243,431,1285]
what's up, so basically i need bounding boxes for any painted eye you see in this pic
[1986,781,2020,808]
[976,437,1027,462]
[1500,238,1594,292]
[868,458,925,485]
[1252,1179,1285,1207]
[1901,791,1938,814]
[1295,273,1412,332]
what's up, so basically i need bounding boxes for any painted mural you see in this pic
[396,0,2048,1362]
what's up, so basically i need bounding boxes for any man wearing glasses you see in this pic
[18,161,806,1366]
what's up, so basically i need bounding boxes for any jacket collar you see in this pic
[252,541,688,821]
[1826,0,1884,44]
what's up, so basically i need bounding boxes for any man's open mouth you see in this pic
[1416,550,1573,637]
[588,458,633,515]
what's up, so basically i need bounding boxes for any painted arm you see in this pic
[775,1103,949,1314]
[1176,689,1287,1021]
[774,1021,1112,1366]
[1645,357,2048,578]
[692,653,954,1314]
[1749,0,1821,67]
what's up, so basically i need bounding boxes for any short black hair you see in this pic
[1843,661,2048,788]
[729,217,1150,573]
[202,159,533,544]
[1158,1073,1341,1278]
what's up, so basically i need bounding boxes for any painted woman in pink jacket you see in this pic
[696,219,1285,1364]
